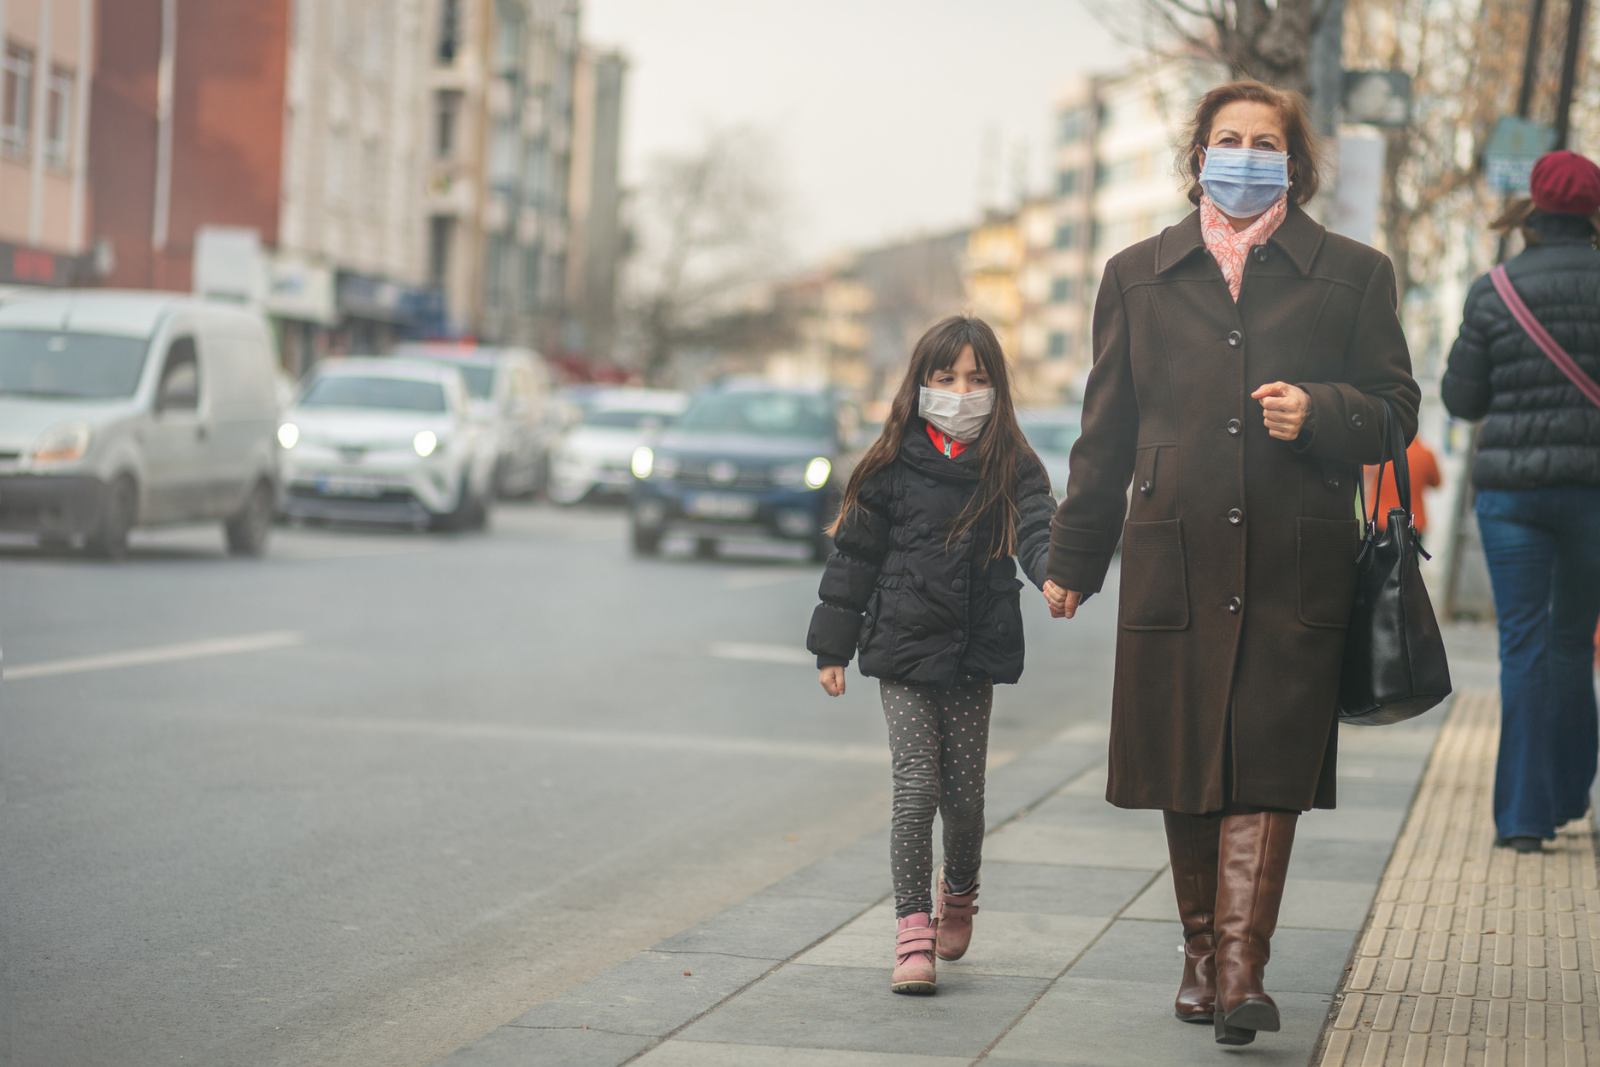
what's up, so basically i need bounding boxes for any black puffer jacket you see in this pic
[806,425,1054,687]
[1442,212,1600,488]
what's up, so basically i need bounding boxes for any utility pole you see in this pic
[1309,0,1348,137]
[1554,0,1589,148]
[1517,0,1548,120]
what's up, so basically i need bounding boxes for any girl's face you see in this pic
[927,344,991,395]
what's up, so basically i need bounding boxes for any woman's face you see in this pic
[1200,100,1290,170]
[927,344,990,395]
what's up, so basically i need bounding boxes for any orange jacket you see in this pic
[1365,438,1441,532]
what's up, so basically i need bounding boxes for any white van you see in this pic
[0,291,281,557]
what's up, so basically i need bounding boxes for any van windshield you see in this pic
[299,376,448,412]
[677,391,835,439]
[0,329,151,400]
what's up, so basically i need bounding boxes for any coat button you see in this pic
[1227,330,1242,347]
[1252,245,1268,262]
[918,522,930,537]
[1227,596,1241,614]
[1227,419,1241,435]
[912,625,927,640]
[924,476,937,487]
[1350,412,1364,428]
[952,578,966,592]
[1228,508,1242,525]
[1140,479,1152,494]
[913,574,926,590]
[997,621,1010,636]
[1325,476,1341,490]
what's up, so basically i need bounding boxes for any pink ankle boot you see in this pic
[934,866,979,961]
[891,912,937,994]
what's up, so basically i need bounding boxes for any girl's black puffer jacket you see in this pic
[806,425,1055,687]
[1442,212,1600,489]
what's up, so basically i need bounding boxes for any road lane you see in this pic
[0,504,1118,1067]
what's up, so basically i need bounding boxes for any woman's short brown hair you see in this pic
[1179,79,1325,206]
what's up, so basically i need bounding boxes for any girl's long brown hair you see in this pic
[829,315,1040,560]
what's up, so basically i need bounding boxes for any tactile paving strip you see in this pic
[1316,690,1600,1067]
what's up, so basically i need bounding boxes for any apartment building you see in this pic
[564,44,626,362]
[0,0,94,288]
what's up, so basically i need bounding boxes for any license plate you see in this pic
[686,492,757,520]
[316,475,384,498]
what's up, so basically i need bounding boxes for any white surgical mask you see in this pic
[919,386,994,445]
[1199,146,1289,218]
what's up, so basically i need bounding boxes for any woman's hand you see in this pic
[819,666,846,697]
[1043,580,1084,619]
[1251,381,1311,441]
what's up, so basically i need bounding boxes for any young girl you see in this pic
[807,315,1055,994]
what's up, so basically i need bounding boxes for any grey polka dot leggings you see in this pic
[880,678,994,919]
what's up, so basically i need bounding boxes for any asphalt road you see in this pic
[0,504,1118,1067]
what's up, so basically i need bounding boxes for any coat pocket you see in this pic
[1297,517,1361,628]
[1118,519,1189,631]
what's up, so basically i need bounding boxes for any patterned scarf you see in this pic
[1199,192,1288,302]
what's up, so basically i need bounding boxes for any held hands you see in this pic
[1251,382,1311,441]
[819,666,846,697]
[1043,580,1084,619]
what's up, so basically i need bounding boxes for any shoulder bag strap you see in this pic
[1489,264,1600,409]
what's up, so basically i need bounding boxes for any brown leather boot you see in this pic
[1213,811,1297,1046]
[1162,811,1220,1024]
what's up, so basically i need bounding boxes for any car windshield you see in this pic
[585,408,673,429]
[1024,422,1080,454]
[298,375,447,412]
[678,391,834,438]
[418,360,494,399]
[0,328,151,400]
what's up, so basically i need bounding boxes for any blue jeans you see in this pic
[1476,486,1600,840]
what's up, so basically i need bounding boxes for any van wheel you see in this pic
[431,471,479,532]
[86,475,137,559]
[225,479,275,557]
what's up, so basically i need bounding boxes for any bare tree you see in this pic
[629,126,787,385]
[1090,0,1343,93]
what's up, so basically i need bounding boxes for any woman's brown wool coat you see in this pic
[1047,205,1420,815]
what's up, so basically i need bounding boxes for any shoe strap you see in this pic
[896,925,936,959]
[939,899,979,920]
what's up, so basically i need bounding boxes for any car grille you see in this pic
[673,461,772,490]
[288,485,416,505]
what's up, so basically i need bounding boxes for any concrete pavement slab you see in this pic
[986,977,1331,1065]
[981,823,1170,870]
[1058,764,1107,797]
[976,862,1158,917]
[983,743,1108,824]
[430,1022,653,1067]
[1022,793,1169,832]
[632,1040,970,1066]
[650,895,870,960]
[677,963,1050,1057]
[504,951,776,1037]
[1295,805,1408,842]
[1283,838,1398,883]
[1122,877,1375,930]
[756,831,891,904]
[1068,919,1356,996]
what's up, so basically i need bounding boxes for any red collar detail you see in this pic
[926,423,968,458]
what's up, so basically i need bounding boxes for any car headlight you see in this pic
[414,430,439,457]
[32,422,90,464]
[631,446,653,479]
[277,422,299,449]
[804,456,832,489]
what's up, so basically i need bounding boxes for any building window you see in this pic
[325,129,346,204]
[521,244,541,311]
[434,90,462,160]
[1056,168,1081,197]
[1059,108,1088,145]
[1054,223,1077,250]
[427,215,454,287]
[2,43,33,157]
[45,66,70,168]
[1050,277,1075,304]
[437,0,461,64]
[1047,331,1069,359]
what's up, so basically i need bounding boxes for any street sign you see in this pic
[1484,115,1557,194]
[1343,71,1411,126]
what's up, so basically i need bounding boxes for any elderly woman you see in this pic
[1043,80,1419,1046]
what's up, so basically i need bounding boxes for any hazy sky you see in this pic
[582,1,1128,265]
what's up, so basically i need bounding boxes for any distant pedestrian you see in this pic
[807,315,1054,996]
[1441,149,1600,854]
[1366,436,1441,533]
[1043,79,1420,1046]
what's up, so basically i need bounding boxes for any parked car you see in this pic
[628,381,858,561]
[276,358,497,531]
[548,388,688,504]
[0,290,281,557]
[393,343,554,498]
[1017,406,1081,498]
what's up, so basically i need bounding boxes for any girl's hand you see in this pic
[1251,381,1311,440]
[819,666,846,696]
[1043,580,1084,619]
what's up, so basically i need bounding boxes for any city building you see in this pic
[0,0,95,289]
[961,197,1061,405]
[563,44,626,365]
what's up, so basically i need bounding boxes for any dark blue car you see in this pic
[628,381,854,561]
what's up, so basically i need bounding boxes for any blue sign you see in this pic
[1485,115,1557,194]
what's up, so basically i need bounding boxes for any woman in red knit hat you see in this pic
[1442,149,1600,853]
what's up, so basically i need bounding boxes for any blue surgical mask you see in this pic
[1199,147,1289,218]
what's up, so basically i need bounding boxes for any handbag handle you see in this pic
[1490,264,1600,409]
[1356,400,1417,535]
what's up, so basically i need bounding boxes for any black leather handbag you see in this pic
[1337,401,1453,725]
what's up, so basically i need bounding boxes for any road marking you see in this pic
[708,642,815,665]
[5,631,305,681]
[722,568,810,590]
